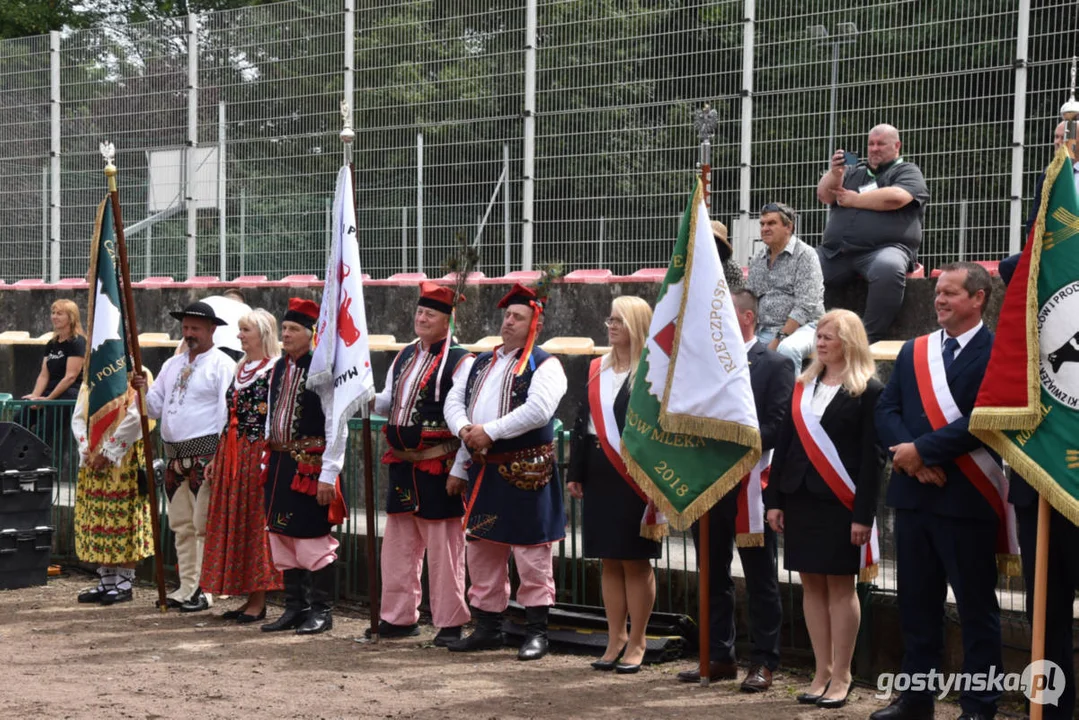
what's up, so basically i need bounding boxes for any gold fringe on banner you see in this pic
[639,523,670,542]
[859,563,879,583]
[997,553,1022,578]
[735,533,764,548]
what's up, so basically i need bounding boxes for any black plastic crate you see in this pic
[0,526,53,590]
[0,469,54,530]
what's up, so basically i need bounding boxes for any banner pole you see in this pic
[340,99,380,642]
[101,142,168,611]
[698,510,711,687]
[1028,495,1051,720]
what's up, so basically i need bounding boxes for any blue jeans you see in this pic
[757,323,817,374]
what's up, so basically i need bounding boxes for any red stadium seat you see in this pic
[562,269,613,284]
[386,272,428,284]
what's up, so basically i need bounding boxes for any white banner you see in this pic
[646,194,758,439]
[308,166,375,458]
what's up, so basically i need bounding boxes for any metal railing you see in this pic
[1,396,1029,650]
[0,0,1075,282]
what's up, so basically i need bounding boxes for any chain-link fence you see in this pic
[0,0,1076,282]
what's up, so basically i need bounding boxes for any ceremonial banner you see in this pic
[970,147,1079,524]
[308,166,376,462]
[82,195,130,454]
[621,180,761,529]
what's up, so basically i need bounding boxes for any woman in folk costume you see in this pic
[567,295,666,675]
[764,309,884,710]
[72,372,154,605]
[201,309,283,623]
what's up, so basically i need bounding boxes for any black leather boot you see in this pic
[296,564,335,635]
[446,609,505,652]
[261,569,310,632]
[517,606,549,661]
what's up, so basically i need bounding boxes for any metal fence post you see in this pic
[186,13,199,280]
[41,166,48,281]
[401,207,408,273]
[503,142,511,275]
[735,0,755,267]
[417,132,424,274]
[1008,0,1031,256]
[218,100,227,280]
[521,0,537,272]
[49,30,60,283]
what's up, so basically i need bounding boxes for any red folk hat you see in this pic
[497,283,541,310]
[284,297,319,330]
[418,281,462,315]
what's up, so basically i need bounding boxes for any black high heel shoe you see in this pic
[816,683,851,709]
[591,644,627,671]
[796,681,830,705]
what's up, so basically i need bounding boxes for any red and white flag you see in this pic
[308,166,375,460]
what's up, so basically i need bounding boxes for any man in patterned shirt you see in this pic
[745,202,824,373]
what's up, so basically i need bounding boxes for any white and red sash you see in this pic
[912,332,1020,572]
[587,358,668,540]
[734,450,772,547]
[791,377,880,580]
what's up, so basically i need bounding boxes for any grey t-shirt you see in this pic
[820,159,930,258]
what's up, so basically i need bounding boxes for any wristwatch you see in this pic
[775,331,788,342]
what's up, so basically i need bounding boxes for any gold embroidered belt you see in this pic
[269,437,325,466]
[476,442,556,492]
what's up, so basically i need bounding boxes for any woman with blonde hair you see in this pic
[567,295,664,674]
[201,309,283,622]
[22,299,87,456]
[765,309,884,709]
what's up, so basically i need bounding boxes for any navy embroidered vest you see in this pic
[385,339,470,450]
[461,347,564,545]
[382,338,470,519]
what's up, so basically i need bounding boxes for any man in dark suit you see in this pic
[1000,236,1079,720]
[676,290,793,690]
[874,262,1001,720]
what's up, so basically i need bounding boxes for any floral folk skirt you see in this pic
[74,442,154,565]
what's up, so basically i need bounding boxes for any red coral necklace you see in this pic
[237,357,270,385]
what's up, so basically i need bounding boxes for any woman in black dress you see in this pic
[567,295,663,674]
[765,309,884,709]
[21,299,86,454]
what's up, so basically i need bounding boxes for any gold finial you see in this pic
[100,141,118,191]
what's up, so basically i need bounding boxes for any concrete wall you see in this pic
[0,276,1005,419]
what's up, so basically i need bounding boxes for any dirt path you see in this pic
[0,574,974,719]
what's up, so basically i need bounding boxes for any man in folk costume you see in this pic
[443,282,568,660]
[676,290,790,689]
[140,301,235,612]
[261,298,348,635]
[369,283,474,644]
[874,262,1018,720]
